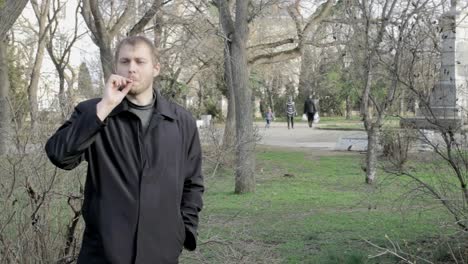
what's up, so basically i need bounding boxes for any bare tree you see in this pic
[0,0,29,155]
[386,0,468,231]
[28,0,51,133]
[217,0,256,193]
[247,0,336,66]
[345,0,410,184]
[129,0,163,36]
[80,0,135,80]
[46,0,84,120]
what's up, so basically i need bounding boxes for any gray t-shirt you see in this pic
[128,96,156,133]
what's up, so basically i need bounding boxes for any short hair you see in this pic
[114,36,159,65]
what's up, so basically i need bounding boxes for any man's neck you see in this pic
[126,87,154,106]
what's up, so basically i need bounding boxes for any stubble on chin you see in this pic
[127,83,152,96]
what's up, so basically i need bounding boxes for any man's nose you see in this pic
[128,61,137,73]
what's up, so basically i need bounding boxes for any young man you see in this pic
[303,94,317,128]
[45,36,204,264]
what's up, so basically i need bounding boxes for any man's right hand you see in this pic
[96,74,133,121]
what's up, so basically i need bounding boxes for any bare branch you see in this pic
[248,46,301,65]
[128,0,163,36]
[109,0,136,37]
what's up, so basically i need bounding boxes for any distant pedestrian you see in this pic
[304,94,317,128]
[265,107,275,128]
[285,96,297,129]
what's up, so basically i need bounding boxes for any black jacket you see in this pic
[45,92,204,264]
[303,98,316,114]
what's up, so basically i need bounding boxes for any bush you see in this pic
[380,128,418,170]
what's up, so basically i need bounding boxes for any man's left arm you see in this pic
[181,122,204,251]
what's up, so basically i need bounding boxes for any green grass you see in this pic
[181,147,459,263]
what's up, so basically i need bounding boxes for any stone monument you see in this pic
[403,2,468,129]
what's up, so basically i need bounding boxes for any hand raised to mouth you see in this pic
[96,74,134,121]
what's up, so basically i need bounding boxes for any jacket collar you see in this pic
[108,89,176,120]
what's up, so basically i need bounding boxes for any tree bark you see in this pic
[231,1,255,193]
[222,43,236,150]
[0,0,29,37]
[365,127,379,184]
[129,0,162,36]
[362,61,376,184]
[266,78,274,110]
[28,0,51,132]
[345,94,351,119]
[0,1,29,152]
[58,74,66,118]
[298,46,314,101]
[0,39,11,155]
[399,89,405,116]
[218,0,255,193]
[356,0,398,184]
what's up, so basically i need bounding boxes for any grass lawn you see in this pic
[181,146,460,263]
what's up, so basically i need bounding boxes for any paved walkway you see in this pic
[256,122,367,150]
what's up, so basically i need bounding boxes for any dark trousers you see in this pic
[287,115,294,129]
[306,112,315,127]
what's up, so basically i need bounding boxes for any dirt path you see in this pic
[256,122,366,150]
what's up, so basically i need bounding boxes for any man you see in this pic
[285,96,297,129]
[304,94,317,128]
[45,36,204,264]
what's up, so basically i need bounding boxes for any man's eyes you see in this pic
[119,60,146,64]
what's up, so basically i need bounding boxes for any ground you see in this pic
[181,122,463,264]
[256,121,366,150]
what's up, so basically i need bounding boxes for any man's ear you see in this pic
[153,63,161,77]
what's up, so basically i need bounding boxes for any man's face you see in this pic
[116,43,160,96]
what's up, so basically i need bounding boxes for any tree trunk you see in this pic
[0,39,11,155]
[152,11,163,92]
[365,127,379,184]
[399,89,405,116]
[345,94,351,120]
[223,87,236,149]
[197,80,203,110]
[28,38,47,132]
[99,43,113,81]
[58,73,67,120]
[0,0,29,37]
[266,81,274,111]
[298,46,314,100]
[232,2,255,193]
[218,0,255,193]
[28,0,50,132]
[232,41,255,193]
[222,45,236,150]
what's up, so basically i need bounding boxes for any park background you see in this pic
[0,0,468,263]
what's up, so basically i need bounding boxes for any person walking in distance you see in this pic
[285,96,297,129]
[45,36,204,264]
[304,94,317,128]
[265,107,275,128]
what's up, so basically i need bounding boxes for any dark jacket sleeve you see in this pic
[181,120,204,251]
[45,100,106,170]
